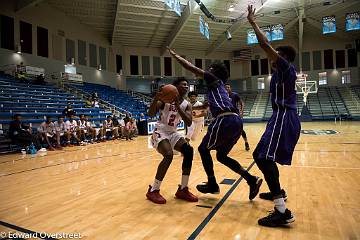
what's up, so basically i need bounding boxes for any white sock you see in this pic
[274,197,286,213]
[151,179,162,192]
[181,175,189,189]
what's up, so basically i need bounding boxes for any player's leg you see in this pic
[196,126,219,194]
[146,139,173,204]
[173,138,198,202]
[216,150,262,200]
[242,130,250,151]
[55,131,62,149]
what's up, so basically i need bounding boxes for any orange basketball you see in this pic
[159,84,179,103]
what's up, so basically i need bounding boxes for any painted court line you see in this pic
[187,161,256,240]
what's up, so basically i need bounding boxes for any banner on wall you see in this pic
[25,66,45,76]
[61,72,83,83]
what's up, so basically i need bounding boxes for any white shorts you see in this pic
[151,128,184,150]
[186,120,204,141]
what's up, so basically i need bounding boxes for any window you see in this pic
[142,56,150,75]
[66,39,75,64]
[348,48,357,67]
[99,47,106,70]
[116,55,122,73]
[20,21,32,54]
[153,56,161,76]
[78,40,87,66]
[130,55,139,75]
[335,50,345,68]
[302,52,310,71]
[89,44,97,68]
[37,27,48,57]
[257,77,265,90]
[251,60,259,76]
[242,80,247,91]
[313,51,322,70]
[341,70,351,84]
[195,59,203,69]
[164,57,172,76]
[324,49,334,69]
[319,72,327,85]
[260,58,269,75]
[0,15,14,50]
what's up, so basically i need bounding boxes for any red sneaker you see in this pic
[175,185,198,202]
[146,185,166,204]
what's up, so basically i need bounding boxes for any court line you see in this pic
[0,221,58,240]
[292,165,360,170]
[0,150,151,177]
[187,161,256,240]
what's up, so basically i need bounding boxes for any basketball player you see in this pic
[54,115,68,146]
[146,78,198,204]
[78,115,96,144]
[38,116,61,150]
[167,47,263,200]
[101,115,119,141]
[225,84,250,151]
[65,114,80,146]
[186,91,206,142]
[248,5,301,227]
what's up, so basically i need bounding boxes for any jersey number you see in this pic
[168,114,176,126]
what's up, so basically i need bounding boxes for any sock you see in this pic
[274,197,286,213]
[151,179,162,192]
[180,175,189,189]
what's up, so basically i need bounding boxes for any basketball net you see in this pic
[295,73,317,106]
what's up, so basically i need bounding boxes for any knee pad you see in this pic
[181,143,193,168]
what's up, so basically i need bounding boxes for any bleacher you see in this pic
[72,83,147,119]
[0,74,112,152]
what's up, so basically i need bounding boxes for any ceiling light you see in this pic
[225,30,232,40]
[228,5,235,12]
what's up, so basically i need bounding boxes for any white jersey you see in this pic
[65,119,77,132]
[156,99,189,132]
[78,120,90,129]
[191,101,205,123]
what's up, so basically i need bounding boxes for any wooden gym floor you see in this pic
[0,121,359,240]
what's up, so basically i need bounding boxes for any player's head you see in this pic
[276,46,296,63]
[188,91,198,102]
[172,77,189,97]
[107,115,112,120]
[14,114,22,121]
[225,83,232,94]
[58,115,64,123]
[80,114,85,120]
[208,61,229,83]
[46,116,52,123]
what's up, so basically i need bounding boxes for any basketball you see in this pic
[159,84,179,103]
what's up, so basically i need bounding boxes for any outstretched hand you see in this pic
[166,46,177,56]
[247,5,256,23]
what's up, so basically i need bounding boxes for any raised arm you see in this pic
[167,47,205,79]
[247,5,279,63]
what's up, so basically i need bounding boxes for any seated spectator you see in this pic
[38,116,62,151]
[62,104,77,118]
[9,114,41,150]
[16,71,29,83]
[65,114,80,146]
[91,92,98,101]
[84,99,93,108]
[124,118,138,140]
[54,115,69,146]
[34,74,46,85]
[78,115,96,144]
[91,99,99,108]
[124,114,131,125]
[100,115,118,141]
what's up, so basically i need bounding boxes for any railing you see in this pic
[128,90,152,104]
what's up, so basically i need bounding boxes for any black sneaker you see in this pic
[245,142,250,151]
[196,182,220,194]
[259,189,287,201]
[249,177,263,200]
[258,208,295,227]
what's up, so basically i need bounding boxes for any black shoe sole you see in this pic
[249,178,263,200]
[196,186,220,194]
[258,217,295,227]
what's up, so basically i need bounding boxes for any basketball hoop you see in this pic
[295,73,317,105]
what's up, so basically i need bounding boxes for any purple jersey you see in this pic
[228,92,241,114]
[270,56,297,111]
[204,71,237,117]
